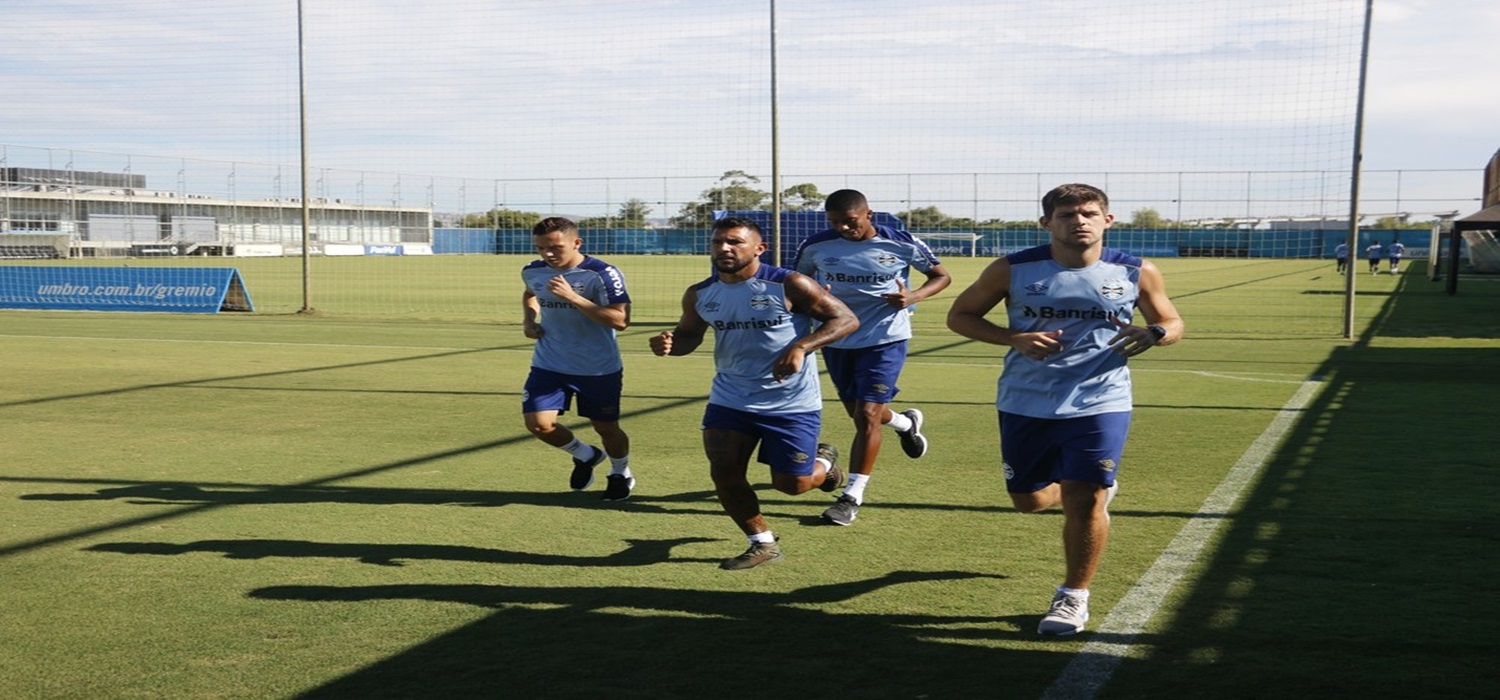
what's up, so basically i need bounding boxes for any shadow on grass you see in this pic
[0,345,509,408]
[87,536,725,567]
[0,367,716,559]
[248,570,1021,699]
[12,475,1209,522]
[1104,261,1500,697]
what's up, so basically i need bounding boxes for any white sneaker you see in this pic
[1038,590,1090,635]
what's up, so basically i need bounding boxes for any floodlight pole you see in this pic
[769,0,782,265]
[1342,0,1374,339]
[297,0,313,314]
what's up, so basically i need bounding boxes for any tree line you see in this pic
[458,170,1435,231]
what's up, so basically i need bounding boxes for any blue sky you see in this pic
[2,0,1495,219]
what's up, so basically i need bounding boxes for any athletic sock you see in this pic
[1058,586,1089,600]
[609,456,632,478]
[843,473,870,504]
[749,531,776,545]
[559,437,597,461]
[886,411,914,433]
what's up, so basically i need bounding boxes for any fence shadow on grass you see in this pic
[1103,261,1500,698]
[15,475,1209,523]
[17,478,688,512]
[249,570,1025,699]
[87,536,726,567]
[0,345,510,409]
[1,383,713,559]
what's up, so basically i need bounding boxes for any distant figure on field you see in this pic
[1366,241,1383,275]
[1334,241,1349,274]
[649,216,859,570]
[945,183,1184,636]
[792,189,952,526]
[521,217,636,501]
[1387,240,1405,274]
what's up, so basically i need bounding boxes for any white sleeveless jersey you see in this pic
[692,264,822,413]
[998,245,1142,418]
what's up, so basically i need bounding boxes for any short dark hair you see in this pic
[532,216,578,237]
[711,215,763,239]
[825,189,868,213]
[1041,184,1109,218]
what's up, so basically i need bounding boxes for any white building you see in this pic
[1,168,431,258]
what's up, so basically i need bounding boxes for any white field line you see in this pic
[0,333,708,363]
[1040,378,1324,700]
[905,360,1308,383]
[1153,370,1308,384]
[0,333,483,352]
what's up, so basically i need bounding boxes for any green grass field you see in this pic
[6,253,1356,334]
[2,257,1496,698]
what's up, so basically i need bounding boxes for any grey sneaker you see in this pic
[570,446,605,491]
[1037,590,1090,635]
[601,474,634,501]
[821,494,859,526]
[897,408,928,458]
[720,539,783,570]
[816,443,843,493]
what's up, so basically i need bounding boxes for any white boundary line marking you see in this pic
[0,333,483,352]
[1041,378,1324,700]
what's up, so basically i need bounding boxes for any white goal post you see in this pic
[912,232,982,258]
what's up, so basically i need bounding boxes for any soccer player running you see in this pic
[793,189,952,526]
[521,217,637,501]
[1387,239,1405,274]
[1334,241,1349,275]
[1366,240,1384,275]
[945,184,1184,635]
[650,216,859,570]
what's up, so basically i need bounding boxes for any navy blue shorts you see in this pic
[702,403,822,476]
[822,340,907,405]
[522,367,623,421]
[998,411,1129,493]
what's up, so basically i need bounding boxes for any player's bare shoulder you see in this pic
[973,255,1015,297]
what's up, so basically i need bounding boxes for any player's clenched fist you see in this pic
[649,330,674,356]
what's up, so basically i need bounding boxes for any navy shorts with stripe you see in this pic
[522,367,622,421]
[822,340,907,405]
[702,403,822,476]
[998,411,1129,493]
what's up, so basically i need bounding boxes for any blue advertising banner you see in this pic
[0,266,254,313]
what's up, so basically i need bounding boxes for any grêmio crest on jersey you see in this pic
[1098,279,1127,300]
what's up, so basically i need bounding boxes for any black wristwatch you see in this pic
[1147,324,1168,342]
